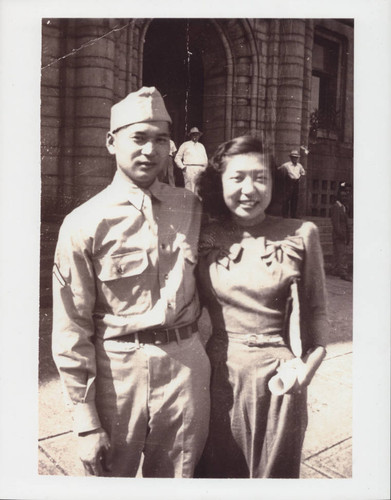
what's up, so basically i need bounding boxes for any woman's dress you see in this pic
[196,215,329,478]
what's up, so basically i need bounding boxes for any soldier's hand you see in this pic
[78,427,112,476]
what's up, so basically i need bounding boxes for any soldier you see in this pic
[52,87,211,477]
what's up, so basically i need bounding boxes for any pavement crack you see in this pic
[38,444,68,476]
[39,430,72,442]
[304,436,352,461]
[325,351,353,360]
[301,462,332,478]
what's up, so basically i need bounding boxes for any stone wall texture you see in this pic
[41,18,353,219]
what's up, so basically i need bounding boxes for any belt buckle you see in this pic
[151,328,170,345]
[151,330,162,345]
[246,334,259,347]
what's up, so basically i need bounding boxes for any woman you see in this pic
[195,136,328,478]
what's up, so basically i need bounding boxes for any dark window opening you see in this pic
[311,35,341,132]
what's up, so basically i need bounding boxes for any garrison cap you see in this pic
[110,87,172,133]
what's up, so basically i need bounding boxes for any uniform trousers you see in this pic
[94,332,211,477]
[196,336,307,478]
[183,165,204,194]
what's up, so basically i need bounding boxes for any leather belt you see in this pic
[116,321,198,346]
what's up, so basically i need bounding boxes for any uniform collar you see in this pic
[110,169,165,211]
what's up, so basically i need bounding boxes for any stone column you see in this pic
[274,19,307,216]
[299,20,314,216]
[70,19,117,207]
[275,19,306,163]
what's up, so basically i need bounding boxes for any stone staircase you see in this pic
[40,216,353,308]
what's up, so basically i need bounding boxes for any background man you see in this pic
[278,149,306,218]
[175,126,208,193]
[52,87,211,478]
[158,138,176,186]
[330,181,352,281]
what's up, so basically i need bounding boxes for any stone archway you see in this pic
[141,19,229,155]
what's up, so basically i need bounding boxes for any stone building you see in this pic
[41,18,353,220]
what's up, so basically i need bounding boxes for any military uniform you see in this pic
[52,88,211,477]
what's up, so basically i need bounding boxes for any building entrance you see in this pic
[143,19,204,148]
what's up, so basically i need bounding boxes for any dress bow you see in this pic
[261,236,304,266]
[216,243,243,269]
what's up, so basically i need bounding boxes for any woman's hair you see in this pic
[197,135,271,219]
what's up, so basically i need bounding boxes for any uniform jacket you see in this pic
[52,169,202,433]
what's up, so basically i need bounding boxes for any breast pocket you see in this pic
[97,250,148,281]
[95,250,151,315]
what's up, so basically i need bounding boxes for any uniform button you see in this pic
[161,243,166,250]
[164,274,169,280]
[167,302,172,309]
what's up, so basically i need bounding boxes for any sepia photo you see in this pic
[39,17,353,479]
[0,1,389,499]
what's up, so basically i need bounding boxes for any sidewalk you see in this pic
[38,274,352,478]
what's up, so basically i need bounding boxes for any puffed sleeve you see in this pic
[300,222,329,349]
[52,214,101,434]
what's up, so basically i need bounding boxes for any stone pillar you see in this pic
[70,19,117,206]
[274,19,307,217]
[299,20,314,216]
[41,18,63,218]
[275,19,306,163]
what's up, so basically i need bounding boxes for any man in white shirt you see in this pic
[175,127,208,193]
[277,149,306,218]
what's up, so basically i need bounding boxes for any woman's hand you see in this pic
[292,345,326,392]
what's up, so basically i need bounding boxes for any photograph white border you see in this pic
[0,0,390,498]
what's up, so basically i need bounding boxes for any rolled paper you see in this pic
[268,366,297,395]
[268,358,305,395]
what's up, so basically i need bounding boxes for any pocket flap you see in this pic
[96,250,148,281]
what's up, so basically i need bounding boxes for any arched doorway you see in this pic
[143,19,204,147]
[142,19,228,154]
